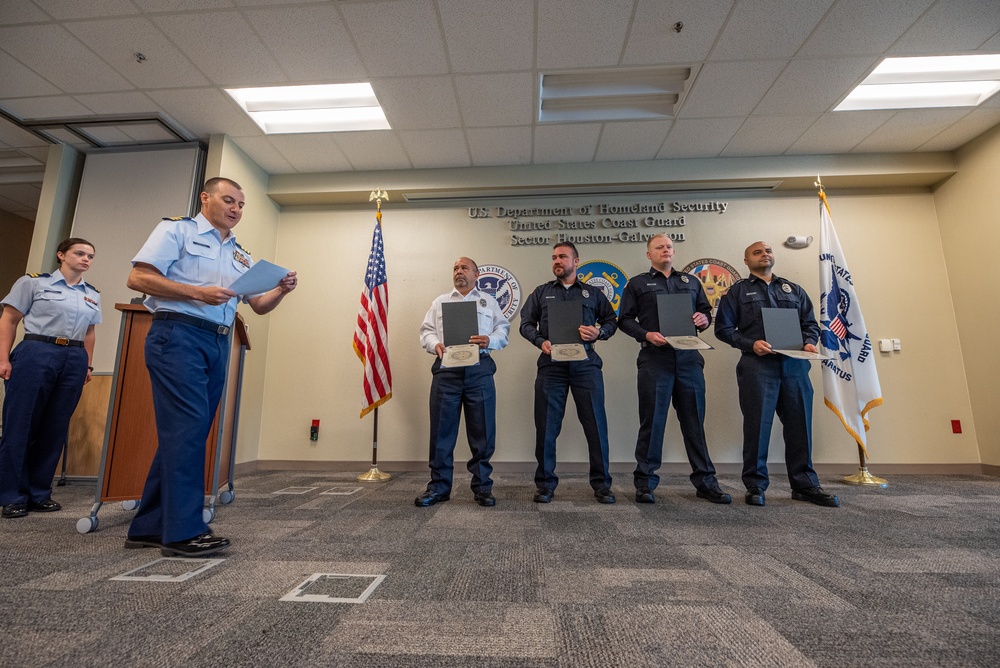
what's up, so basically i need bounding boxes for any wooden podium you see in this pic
[77,303,250,534]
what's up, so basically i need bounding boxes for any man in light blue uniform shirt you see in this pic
[124,177,298,557]
[416,257,510,507]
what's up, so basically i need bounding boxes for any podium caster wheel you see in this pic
[121,500,139,511]
[203,507,215,524]
[219,489,235,505]
[76,516,98,534]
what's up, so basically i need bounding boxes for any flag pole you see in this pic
[357,188,392,482]
[814,176,888,489]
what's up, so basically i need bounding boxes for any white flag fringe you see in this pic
[817,191,883,457]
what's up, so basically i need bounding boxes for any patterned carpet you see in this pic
[0,470,997,667]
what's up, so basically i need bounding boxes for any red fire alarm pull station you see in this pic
[311,419,320,441]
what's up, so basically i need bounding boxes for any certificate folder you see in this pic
[441,301,479,367]
[657,293,712,350]
[547,300,587,361]
[762,307,829,360]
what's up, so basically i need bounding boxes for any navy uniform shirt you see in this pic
[618,267,711,343]
[2,269,102,340]
[519,279,618,348]
[131,213,255,326]
[714,274,819,353]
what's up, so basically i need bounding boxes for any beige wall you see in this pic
[0,209,34,295]
[207,135,282,465]
[933,124,1000,466]
[256,191,980,468]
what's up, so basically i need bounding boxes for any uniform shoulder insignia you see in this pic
[85,282,100,293]
[26,272,51,278]
[162,216,194,221]
[235,240,251,255]
[731,278,746,285]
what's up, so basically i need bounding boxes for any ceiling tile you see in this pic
[657,117,743,158]
[710,0,834,60]
[229,136,296,173]
[146,88,261,137]
[0,24,134,93]
[243,5,367,82]
[373,76,461,131]
[467,126,532,166]
[439,0,534,73]
[0,120,48,148]
[919,108,1000,151]
[31,0,140,20]
[151,11,286,86]
[0,0,51,23]
[537,0,635,69]
[339,0,448,77]
[624,0,734,65]
[754,57,875,115]
[455,73,535,127]
[65,18,212,89]
[1,95,93,119]
[333,131,412,171]
[19,146,53,160]
[0,182,43,208]
[398,129,470,169]
[785,110,894,154]
[265,133,353,173]
[851,109,971,153]
[801,0,936,56]
[0,50,61,98]
[678,60,786,117]
[890,0,1000,54]
[73,91,160,115]
[533,124,601,164]
[720,114,819,157]
[595,121,672,161]
[131,0,233,10]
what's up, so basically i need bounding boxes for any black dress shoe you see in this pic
[791,486,841,507]
[474,491,496,507]
[28,498,61,512]
[696,488,732,504]
[745,487,765,506]
[160,533,231,557]
[595,488,616,504]
[533,489,553,503]
[124,534,162,549]
[635,488,655,504]
[414,491,450,507]
[2,503,27,519]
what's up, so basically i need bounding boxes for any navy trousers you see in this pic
[128,320,228,543]
[533,353,612,492]
[0,340,87,505]
[633,347,718,492]
[426,355,498,495]
[736,353,820,491]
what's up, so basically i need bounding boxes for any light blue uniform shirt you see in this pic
[419,287,510,354]
[1,269,102,340]
[132,213,254,326]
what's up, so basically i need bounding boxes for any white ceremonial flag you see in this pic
[817,191,883,457]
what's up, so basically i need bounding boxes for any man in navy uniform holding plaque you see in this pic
[519,242,618,504]
[416,257,509,508]
[618,234,730,505]
[715,241,839,508]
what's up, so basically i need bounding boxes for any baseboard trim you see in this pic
[234,460,1000,477]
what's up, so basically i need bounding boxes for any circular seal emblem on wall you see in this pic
[681,258,742,317]
[476,264,522,321]
[577,260,628,315]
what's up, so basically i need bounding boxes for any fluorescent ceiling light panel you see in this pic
[225,83,390,134]
[836,54,1000,111]
[539,66,695,123]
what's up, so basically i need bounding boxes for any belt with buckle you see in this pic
[152,311,230,336]
[24,333,85,347]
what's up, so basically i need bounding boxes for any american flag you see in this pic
[353,213,392,417]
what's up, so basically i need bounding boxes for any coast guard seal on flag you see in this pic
[818,191,883,456]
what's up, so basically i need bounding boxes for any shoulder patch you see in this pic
[85,282,100,293]
[26,272,51,278]
[234,240,251,255]
[162,216,193,221]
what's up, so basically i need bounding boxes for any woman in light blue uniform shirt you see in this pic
[0,238,101,519]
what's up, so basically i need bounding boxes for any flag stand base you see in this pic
[841,467,888,488]
[357,466,391,482]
